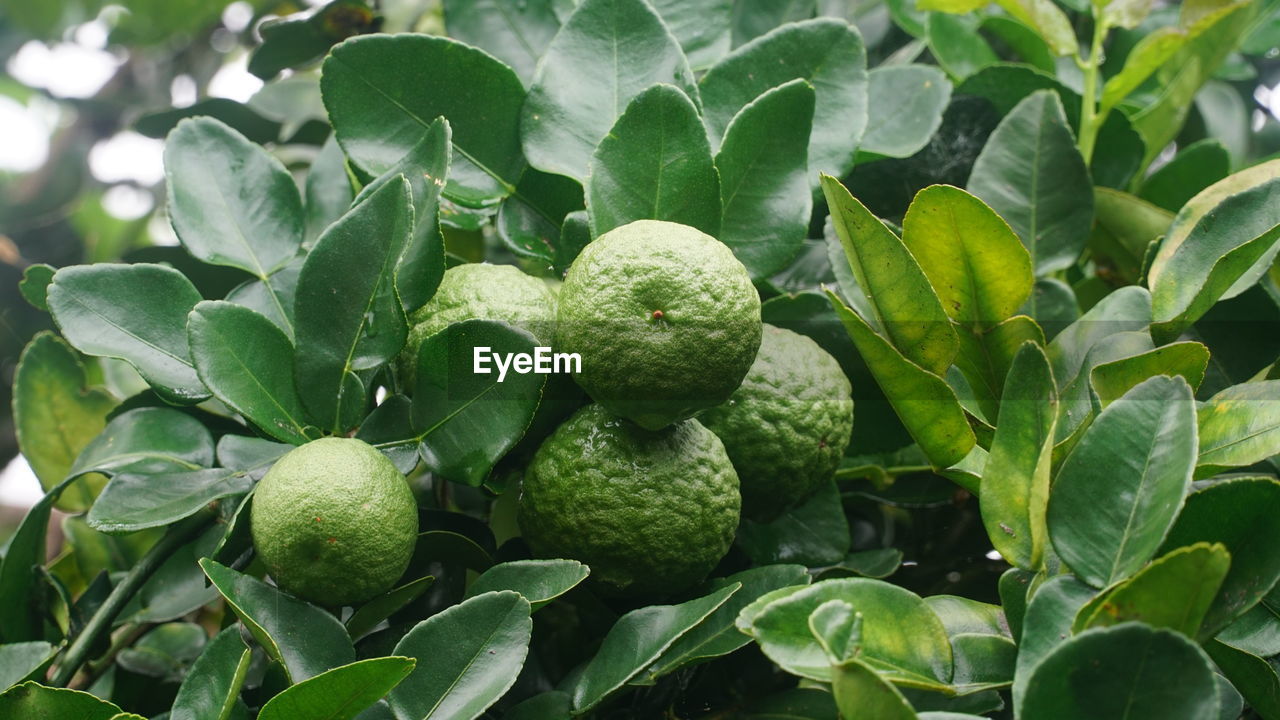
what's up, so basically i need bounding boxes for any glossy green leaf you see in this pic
[0,682,133,720]
[586,84,720,239]
[647,565,811,680]
[13,332,117,511]
[259,657,416,720]
[966,90,1093,275]
[1075,542,1230,638]
[828,292,975,468]
[809,599,860,664]
[389,591,532,720]
[715,79,814,278]
[164,117,303,289]
[505,691,572,720]
[1138,139,1230,213]
[1088,342,1209,407]
[188,301,313,444]
[1048,376,1197,587]
[1197,380,1280,476]
[572,584,738,712]
[520,0,698,181]
[751,578,952,686]
[304,135,354,243]
[1021,624,1219,720]
[814,549,905,580]
[48,263,209,404]
[1011,575,1095,711]
[322,34,525,205]
[832,658,918,720]
[991,0,1075,55]
[858,65,951,159]
[497,169,584,264]
[87,468,251,534]
[70,407,213,477]
[294,176,412,433]
[823,175,957,374]
[980,342,1057,570]
[737,478,849,566]
[464,560,587,610]
[650,0,732,69]
[926,596,1008,639]
[412,320,545,486]
[0,643,55,692]
[1217,602,1280,657]
[443,0,560,85]
[199,559,356,683]
[1158,478,1280,637]
[1151,173,1280,341]
[700,18,867,181]
[345,576,435,641]
[1205,640,1280,719]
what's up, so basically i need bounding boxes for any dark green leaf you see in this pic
[48,263,209,404]
[443,0,559,85]
[1011,575,1095,711]
[927,13,997,80]
[464,559,588,610]
[71,407,214,476]
[586,84,720,239]
[305,136,355,243]
[87,468,251,534]
[1138,139,1231,213]
[650,0,732,69]
[858,65,952,159]
[345,576,435,641]
[737,479,850,566]
[1205,640,1280,719]
[731,0,817,47]
[0,643,55,692]
[497,169,584,263]
[259,657,416,720]
[0,682,135,720]
[506,691,571,720]
[19,264,54,310]
[248,1,378,80]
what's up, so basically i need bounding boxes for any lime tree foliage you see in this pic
[4,0,1280,718]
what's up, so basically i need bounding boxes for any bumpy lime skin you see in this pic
[396,263,557,386]
[555,220,762,430]
[699,325,854,522]
[250,438,419,607]
[518,404,741,598]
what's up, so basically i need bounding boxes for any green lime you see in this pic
[556,220,762,430]
[251,438,418,606]
[518,404,740,597]
[699,325,854,522]
[397,262,557,387]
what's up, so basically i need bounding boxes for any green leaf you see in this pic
[926,595,1008,638]
[71,407,214,476]
[949,633,1017,691]
[814,549,905,580]
[992,0,1075,55]
[247,1,377,80]
[646,565,812,680]
[700,18,868,182]
[966,90,1093,275]
[650,0,732,69]
[164,117,303,298]
[13,332,117,511]
[294,176,412,433]
[832,658,919,720]
[822,175,957,374]
[1100,27,1188,114]
[980,342,1057,570]
[48,263,209,404]
[305,136,355,243]
[858,65,952,159]
[1089,188,1173,286]
[1197,381,1280,476]
[828,292,975,468]
[1074,542,1230,638]
[1100,0,1154,29]
[1217,602,1280,657]
[1137,139,1231,213]
[572,584,739,712]
[259,657,416,720]
[505,691,572,720]
[1158,478,1280,637]
[731,0,818,47]
[737,479,850,566]
[443,0,560,85]
[917,0,987,10]
[0,643,55,692]
[927,13,998,80]
[714,79,814,278]
[19,263,54,310]
[751,578,952,686]
[1088,342,1209,407]
[1205,640,1280,719]
[810,600,860,664]
[1048,376,1197,587]
[188,301,313,444]
[0,682,133,720]
[586,84,720,239]
[226,261,303,342]
[1149,162,1280,341]
[497,169,584,263]
[199,559,356,683]
[87,468,251,534]
[1020,624,1219,720]
[389,591,532,720]
[464,559,588,610]
[412,320,546,486]
[345,576,435,641]
[1010,575,1095,712]
[520,0,698,181]
[322,34,526,205]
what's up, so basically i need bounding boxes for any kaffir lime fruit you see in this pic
[397,262,557,386]
[518,404,741,597]
[699,325,854,522]
[555,220,762,430]
[251,438,418,606]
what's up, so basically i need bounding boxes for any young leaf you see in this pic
[294,176,412,433]
[258,657,416,720]
[700,18,867,181]
[980,342,1057,570]
[389,591,532,720]
[322,34,526,205]
[858,65,952,159]
[586,84,721,239]
[442,0,560,85]
[13,332,117,511]
[991,0,1075,56]
[809,600,860,664]
[572,584,739,712]
[967,90,1093,276]
[169,625,251,720]
[714,79,814,279]
[464,560,589,610]
[48,263,209,404]
[1074,542,1230,638]
[188,301,313,444]
[1047,376,1197,588]
[199,559,356,683]
[1196,380,1280,476]
[521,0,698,181]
